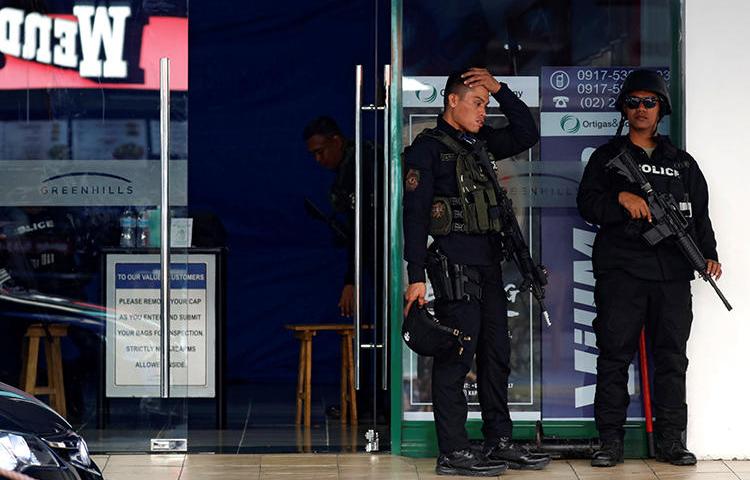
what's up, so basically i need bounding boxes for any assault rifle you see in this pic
[606,148,732,311]
[303,198,349,245]
[473,141,552,327]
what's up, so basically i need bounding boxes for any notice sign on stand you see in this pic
[105,253,216,398]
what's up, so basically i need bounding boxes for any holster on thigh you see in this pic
[426,245,482,302]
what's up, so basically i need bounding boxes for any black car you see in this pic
[0,382,103,480]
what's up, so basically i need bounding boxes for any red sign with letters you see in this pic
[0,10,187,91]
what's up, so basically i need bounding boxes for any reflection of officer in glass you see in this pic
[303,117,376,317]
[0,207,82,387]
[577,70,721,467]
[0,207,80,296]
[403,69,549,476]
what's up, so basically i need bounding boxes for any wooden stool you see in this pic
[20,324,68,418]
[285,324,357,427]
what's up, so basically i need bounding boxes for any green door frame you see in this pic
[388,0,405,456]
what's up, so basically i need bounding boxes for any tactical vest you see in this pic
[418,128,503,236]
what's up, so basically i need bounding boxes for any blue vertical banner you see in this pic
[539,67,669,420]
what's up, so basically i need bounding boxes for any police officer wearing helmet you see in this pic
[403,68,550,476]
[577,70,722,467]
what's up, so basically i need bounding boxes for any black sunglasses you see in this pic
[624,95,659,109]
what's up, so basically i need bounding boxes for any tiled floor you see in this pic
[91,454,750,480]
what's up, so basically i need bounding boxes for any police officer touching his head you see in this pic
[403,68,551,476]
[577,70,722,467]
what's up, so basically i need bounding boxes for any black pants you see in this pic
[593,270,693,442]
[432,264,510,454]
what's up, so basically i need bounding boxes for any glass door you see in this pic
[168,0,393,453]
[0,0,191,454]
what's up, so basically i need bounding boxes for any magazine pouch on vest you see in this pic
[418,128,502,235]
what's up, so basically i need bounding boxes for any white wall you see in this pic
[685,0,750,460]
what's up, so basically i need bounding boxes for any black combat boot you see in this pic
[483,437,551,470]
[591,438,624,467]
[656,439,697,466]
[436,449,508,477]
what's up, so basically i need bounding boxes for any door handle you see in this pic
[159,57,172,399]
[354,64,390,391]
[354,65,363,390]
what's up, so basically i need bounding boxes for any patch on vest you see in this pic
[640,164,680,177]
[440,153,457,162]
[431,201,446,219]
[405,169,421,191]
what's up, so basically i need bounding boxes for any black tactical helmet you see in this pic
[615,69,672,116]
[402,304,468,357]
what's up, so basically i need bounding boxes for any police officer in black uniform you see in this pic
[303,117,387,422]
[577,70,722,467]
[303,117,377,317]
[403,68,550,476]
